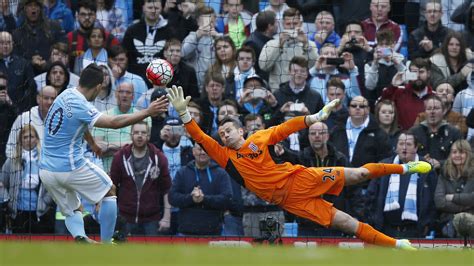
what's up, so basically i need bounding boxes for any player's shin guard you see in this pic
[362,163,404,179]
[65,211,87,238]
[356,222,396,247]
[98,196,117,243]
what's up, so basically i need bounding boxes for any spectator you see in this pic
[367,132,437,238]
[122,0,177,88]
[242,10,276,81]
[453,73,474,140]
[240,116,285,237]
[34,42,80,91]
[310,11,340,50]
[196,72,228,135]
[332,0,371,33]
[73,26,109,75]
[93,82,150,172]
[210,36,237,99]
[361,0,402,51]
[107,45,148,105]
[6,85,57,159]
[450,0,473,49]
[429,31,472,94]
[96,0,127,41]
[181,6,220,90]
[338,20,372,84]
[67,0,120,70]
[250,0,289,34]
[0,73,16,166]
[0,31,37,114]
[324,77,348,130]
[162,39,199,99]
[274,56,324,119]
[216,0,252,49]
[408,1,451,60]
[380,58,434,130]
[110,121,172,236]
[0,0,17,33]
[415,82,467,138]
[296,122,362,236]
[364,30,406,109]
[169,142,233,236]
[409,95,463,171]
[162,0,198,42]
[238,74,278,127]
[217,99,240,123]
[434,139,474,238]
[330,96,392,170]
[92,64,116,112]
[259,7,318,91]
[1,124,55,233]
[43,0,75,33]
[233,46,257,102]
[374,99,400,150]
[309,43,361,106]
[45,61,70,95]
[13,0,66,74]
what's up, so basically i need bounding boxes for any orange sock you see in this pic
[356,222,396,247]
[362,163,404,179]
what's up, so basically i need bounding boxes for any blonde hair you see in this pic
[14,124,41,169]
[442,139,474,180]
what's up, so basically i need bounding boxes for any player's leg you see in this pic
[331,209,416,250]
[343,161,432,186]
[98,185,118,243]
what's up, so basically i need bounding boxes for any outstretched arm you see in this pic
[94,96,168,129]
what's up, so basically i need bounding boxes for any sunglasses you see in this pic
[0,85,6,90]
[349,104,368,109]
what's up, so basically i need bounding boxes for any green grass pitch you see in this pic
[0,241,472,266]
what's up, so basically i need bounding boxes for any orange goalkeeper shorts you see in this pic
[280,167,345,228]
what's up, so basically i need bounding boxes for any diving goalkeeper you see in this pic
[167,86,430,249]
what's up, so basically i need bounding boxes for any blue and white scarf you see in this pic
[383,155,419,221]
[82,48,108,69]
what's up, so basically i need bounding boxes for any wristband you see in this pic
[179,110,192,124]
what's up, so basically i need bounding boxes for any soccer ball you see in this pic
[146,59,174,86]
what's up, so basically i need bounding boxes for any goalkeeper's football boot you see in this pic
[396,239,417,251]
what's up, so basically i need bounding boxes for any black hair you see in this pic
[79,64,104,90]
[218,116,243,129]
[46,61,70,94]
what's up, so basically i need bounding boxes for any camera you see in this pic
[348,37,358,45]
[254,216,282,245]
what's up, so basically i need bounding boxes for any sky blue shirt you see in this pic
[40,88,102,172]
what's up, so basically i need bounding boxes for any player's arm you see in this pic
[94,96,168,129]
[167,86,228,168]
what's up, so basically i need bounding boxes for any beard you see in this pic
[410,79,427,91]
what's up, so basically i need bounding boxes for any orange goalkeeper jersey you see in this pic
[185,116,308,204]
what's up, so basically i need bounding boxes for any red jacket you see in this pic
[110,143,171,223]
[361,17,402,51]
[381,84,433,130]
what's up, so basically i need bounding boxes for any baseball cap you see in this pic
[164,117,183,127]
[150,88,168,102]
[243,74,267,88]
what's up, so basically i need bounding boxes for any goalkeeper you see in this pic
[167,85,431,249]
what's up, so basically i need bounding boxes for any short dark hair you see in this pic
[164,38,181,51]
[244,113,263,125]
[424,94,445,110]
[283,7,300,19]
[204,70,225,87]
[410,57,431,71]
[50,42,68,56]
[236,46,256,62]
[376,29,394,45]
[131,120,150,134]
[326,77,345,91]
[218,116,243,129]
[77,0,97,13]
[289,56,308,70]
[219,99,238,111]
[256,11,276,32]
[79,64,104,89]
[344,20,363,33]
[397,130,418,147]
[107,45,127,58]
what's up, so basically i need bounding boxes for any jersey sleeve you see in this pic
[267,116,307,145]
[74,99,103,128]
[184,120,228,168]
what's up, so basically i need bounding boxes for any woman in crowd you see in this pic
[0,125,54,233]
[430,31,472,93]
[93,64,117,112]
[96,0,127,41]
[45,61,71,95]
[434,139,474,237]
[74,26,109,75]
[374,99,400,150]
[210,35,237,99]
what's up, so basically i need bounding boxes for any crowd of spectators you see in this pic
[0,0,473,240]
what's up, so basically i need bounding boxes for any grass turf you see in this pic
[0,241,472,266]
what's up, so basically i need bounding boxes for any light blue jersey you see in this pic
[41,88,102,172]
